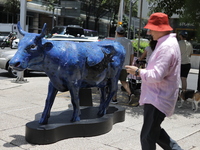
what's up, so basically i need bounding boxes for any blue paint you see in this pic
[9,22,126,124]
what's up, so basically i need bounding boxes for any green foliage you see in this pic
[122,15,129,29]
[3,0,20,23]
[3,0,20,14]
[42,0,60,11]
[181,0,200,41]
[132,39,149,54]
[147,0,185,17]
[148,0,200,41]
[126,0,137,17]
[81,0,137,32]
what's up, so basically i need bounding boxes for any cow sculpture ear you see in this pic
[43,42,53,51]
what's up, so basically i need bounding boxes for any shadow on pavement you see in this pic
[3,135,28,148]
[0,71,47,78]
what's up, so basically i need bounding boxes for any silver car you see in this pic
[0,48,18,77]
[0,48,43,78]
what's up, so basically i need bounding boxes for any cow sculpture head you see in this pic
[9,21,51,71]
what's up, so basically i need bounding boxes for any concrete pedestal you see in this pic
[25,105,125,145]
[79,88,93,106]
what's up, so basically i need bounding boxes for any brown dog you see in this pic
[193,92,200,112]
[178,90,200,112]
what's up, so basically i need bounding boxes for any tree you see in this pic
[104,0,137,37]
[80,0,133,33]
[42,0,60,28]
[125,0,138,17]
[3,0,20,23]
[148,0,200,41]
[81,0,92,29]
[80,0,116,30]
[42,0,60,11]
[147,0,185,17]
[181,1,200,40]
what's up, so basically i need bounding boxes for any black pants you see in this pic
[180,63,191,78]
[140,104,182,150]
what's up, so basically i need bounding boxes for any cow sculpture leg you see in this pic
[98,86,107,115]
[98,78,119,116]
[39,81,58,124]
[69,87,81,122]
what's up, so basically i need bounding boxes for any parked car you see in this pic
[193,43,200,54]
[49,25,85,38]
[0,49,18,77]
[0,48,45,77]
[102,37,115,41]
[84,29,99,40]
[47,36,99,42]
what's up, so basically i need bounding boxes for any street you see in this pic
[0,69,11,80]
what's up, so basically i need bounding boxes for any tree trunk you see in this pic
[94,18,99,31]
[86,16,90,29]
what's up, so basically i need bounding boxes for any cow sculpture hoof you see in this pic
[39,113,51,124]
[70,116,80,122]
[97,109,106,117]
[39,118,48,125]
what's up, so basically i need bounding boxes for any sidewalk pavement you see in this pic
[0,69,200,150]
[190,68,199,74]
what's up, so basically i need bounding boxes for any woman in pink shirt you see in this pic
[126,13,183,150]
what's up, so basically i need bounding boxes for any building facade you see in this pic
[0,0,112,37]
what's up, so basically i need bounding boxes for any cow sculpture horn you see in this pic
[17,21,27,36]
[38,23,47,39]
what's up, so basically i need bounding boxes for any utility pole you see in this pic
[52,8,55,28]
[13,0,28,83]
[127,1,132,39]
[118,0,124,26]
[128,0,138,39]
[137,0,143,57]
[116,0,124,38]
[20,0,27,31]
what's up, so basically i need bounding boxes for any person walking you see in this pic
[111,26,134,104]
[125,12,183,150]
[178,31,193,94]
[137,36,157,64]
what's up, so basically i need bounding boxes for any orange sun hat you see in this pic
[144,12,173,31]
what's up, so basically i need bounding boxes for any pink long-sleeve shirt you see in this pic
[139,33,181,117]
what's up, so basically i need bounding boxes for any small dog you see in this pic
[178,90,200,112]
[193,92,200,111]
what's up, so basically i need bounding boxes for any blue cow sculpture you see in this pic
[9,22,126,125]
